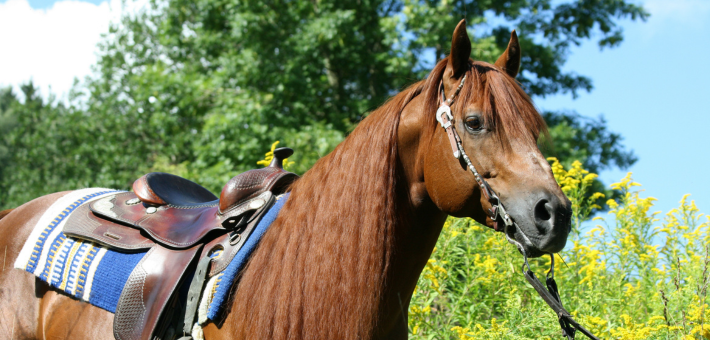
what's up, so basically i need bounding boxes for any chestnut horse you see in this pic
[0,20,570,340]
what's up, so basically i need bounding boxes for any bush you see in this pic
[409,158,710,339]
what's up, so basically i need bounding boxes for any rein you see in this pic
[436,75,600,340]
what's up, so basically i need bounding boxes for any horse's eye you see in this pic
[465,116,483,131]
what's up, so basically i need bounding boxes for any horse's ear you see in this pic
[448,19,471,78]
[495,30,521,78]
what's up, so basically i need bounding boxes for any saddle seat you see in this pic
[132,172,218,208]
[81,148,297,249]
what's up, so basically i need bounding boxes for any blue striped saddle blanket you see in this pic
[14,188,287,322]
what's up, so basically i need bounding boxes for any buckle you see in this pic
[436,105,454,129]
[496,204,513,227]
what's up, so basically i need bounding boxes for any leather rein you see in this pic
[436,75,600,340]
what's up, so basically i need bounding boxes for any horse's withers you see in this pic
[0,209,12,220]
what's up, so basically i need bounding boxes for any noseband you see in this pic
[436,74,600,340]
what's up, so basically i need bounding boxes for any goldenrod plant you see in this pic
[258,145,708,339]
[410,158,710,340]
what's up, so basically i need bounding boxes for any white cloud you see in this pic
[0,0,134,102]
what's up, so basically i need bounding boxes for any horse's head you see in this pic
[401,20,571,258]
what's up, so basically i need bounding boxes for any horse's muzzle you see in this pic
[532,193,571,254]
[504,189,571,257]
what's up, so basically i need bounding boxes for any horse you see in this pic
[0,20,571,340]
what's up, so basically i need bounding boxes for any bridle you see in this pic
[436,74,600,340]
[436,74,513,234]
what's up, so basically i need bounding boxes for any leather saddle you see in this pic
[64,148,298,340]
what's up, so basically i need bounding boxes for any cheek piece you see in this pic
[435,76,514,234]
[435,74,600,340]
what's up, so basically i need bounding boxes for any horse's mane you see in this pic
[228,57,545,339]
[228,80,424,339]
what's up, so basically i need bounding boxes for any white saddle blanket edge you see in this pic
[14,188,118,300]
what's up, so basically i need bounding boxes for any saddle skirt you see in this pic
[15,188,290,339]
[14,147,298,340]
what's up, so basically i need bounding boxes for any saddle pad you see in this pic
[14,188,290,322]
[13,188,143,312]
[199,192,289,321]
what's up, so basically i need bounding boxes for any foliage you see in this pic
[543,110,637,175]
[410,159,710,339]
[542,110,638,216]
[0,83,83,208]
[403,0,647,97]
[549,158,605,234]
[0,0,647,210]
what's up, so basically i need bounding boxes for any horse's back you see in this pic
[0,191,114,340]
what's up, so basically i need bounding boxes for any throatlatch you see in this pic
[437,74,600,340]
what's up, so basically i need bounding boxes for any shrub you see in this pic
[409,158,710,340]
[258,144,709,339]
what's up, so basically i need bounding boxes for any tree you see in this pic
[0,87,18,182]
[0,0,645,207]
[0,82,75,207]
[543,110,637,174]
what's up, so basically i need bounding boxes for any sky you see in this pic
[0,0,709,221]
[0,0,118,99]
[534,0,710,220]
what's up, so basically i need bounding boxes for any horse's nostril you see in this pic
[534,199,551,222]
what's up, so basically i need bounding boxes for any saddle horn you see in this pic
[269,147,294,169]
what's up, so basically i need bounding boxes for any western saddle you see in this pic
[64,148,298,340]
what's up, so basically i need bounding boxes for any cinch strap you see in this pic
[180,256,212,340]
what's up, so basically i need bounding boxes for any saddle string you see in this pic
[436,74,600,340]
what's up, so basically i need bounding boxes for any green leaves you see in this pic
[0,0,646,209]
[542,110,637,175]
[410,168,709,339]
[0,83,87,207]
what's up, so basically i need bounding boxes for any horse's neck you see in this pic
[362,91,449,336]
[211,90,449,339]
[375,195,448,337]
[208,175,446,340]
[364,93,452,336]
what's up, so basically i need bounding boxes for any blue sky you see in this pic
[535,0,710,219]
[22,0,102,7]
[1,0,708,221]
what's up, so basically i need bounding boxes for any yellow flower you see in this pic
[607,199,619,209]
[257,141,294,169]
[450,326,475,340]
[583,173,598,184]
[590,192,606,200]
